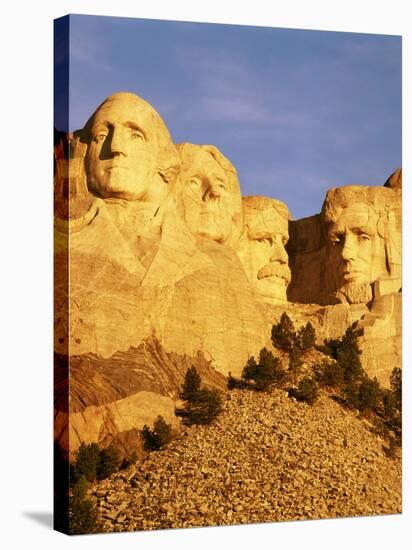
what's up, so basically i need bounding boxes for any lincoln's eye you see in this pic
[330,238,340,247]
[94,134,107,143]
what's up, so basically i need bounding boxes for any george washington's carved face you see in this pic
[86,93,169,203]
[238,197,291,304]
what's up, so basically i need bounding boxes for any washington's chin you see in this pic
[92,178,149,201]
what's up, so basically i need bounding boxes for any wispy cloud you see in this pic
[70,27,112,72]
[175,45,314,128]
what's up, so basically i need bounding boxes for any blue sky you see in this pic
[56,14,401,219]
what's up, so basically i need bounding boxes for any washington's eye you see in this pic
[131,131,145,141]
[359,233,371,242]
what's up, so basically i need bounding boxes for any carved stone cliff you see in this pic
[54,91,402,458]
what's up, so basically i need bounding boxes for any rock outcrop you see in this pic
[54,338,226,459]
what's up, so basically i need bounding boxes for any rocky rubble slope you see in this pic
[88,388,401,532]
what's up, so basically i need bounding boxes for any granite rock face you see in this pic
[54,338,227,458]
[54,90,402,457]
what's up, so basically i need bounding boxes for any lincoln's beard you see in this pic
[334,282,373,305]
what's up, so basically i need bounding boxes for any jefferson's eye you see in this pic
[189,178,201,186]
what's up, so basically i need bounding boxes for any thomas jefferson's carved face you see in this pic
[178,147,238,243]
[326,204,387,303]
[238,200,291,303]
[86,95,162,202]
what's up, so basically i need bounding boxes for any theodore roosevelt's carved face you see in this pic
[86,93,171,204]
[238,196,291,304]
[176,144,242,244]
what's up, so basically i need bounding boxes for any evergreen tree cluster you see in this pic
[71,442,122,485]
[242,348,284,391]
[176,366,223,425]
[55,441,122,535]
[288,376,318,405]
[271,312,316,354]
[141,415,173,451]
[316,328,402,443]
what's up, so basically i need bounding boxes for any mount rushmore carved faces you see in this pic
[237,196,291,304]
[175,143,242,245]
[322,186,398,304]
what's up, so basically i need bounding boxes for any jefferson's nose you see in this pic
[203,180,222,201]
[110,127,128,156]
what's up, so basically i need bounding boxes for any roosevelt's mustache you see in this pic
[257,262,291,283]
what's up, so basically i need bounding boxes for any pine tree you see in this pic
[297,322,316,351]
[241,349,282,391]
[337,327,364,384]
[357,376,381,412]
[72,442,100,483]
[142,415,173,451]
[288,346,303,371]
[256,347,283,391]
[288,376,318,405]
[97,444,121,479]
[180,366,202,401]
[241,356,258,381]
[390,367,402,409]
[271,312,296,353]
[176,369,222,425]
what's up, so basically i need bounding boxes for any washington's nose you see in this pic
[110,127,128,157]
